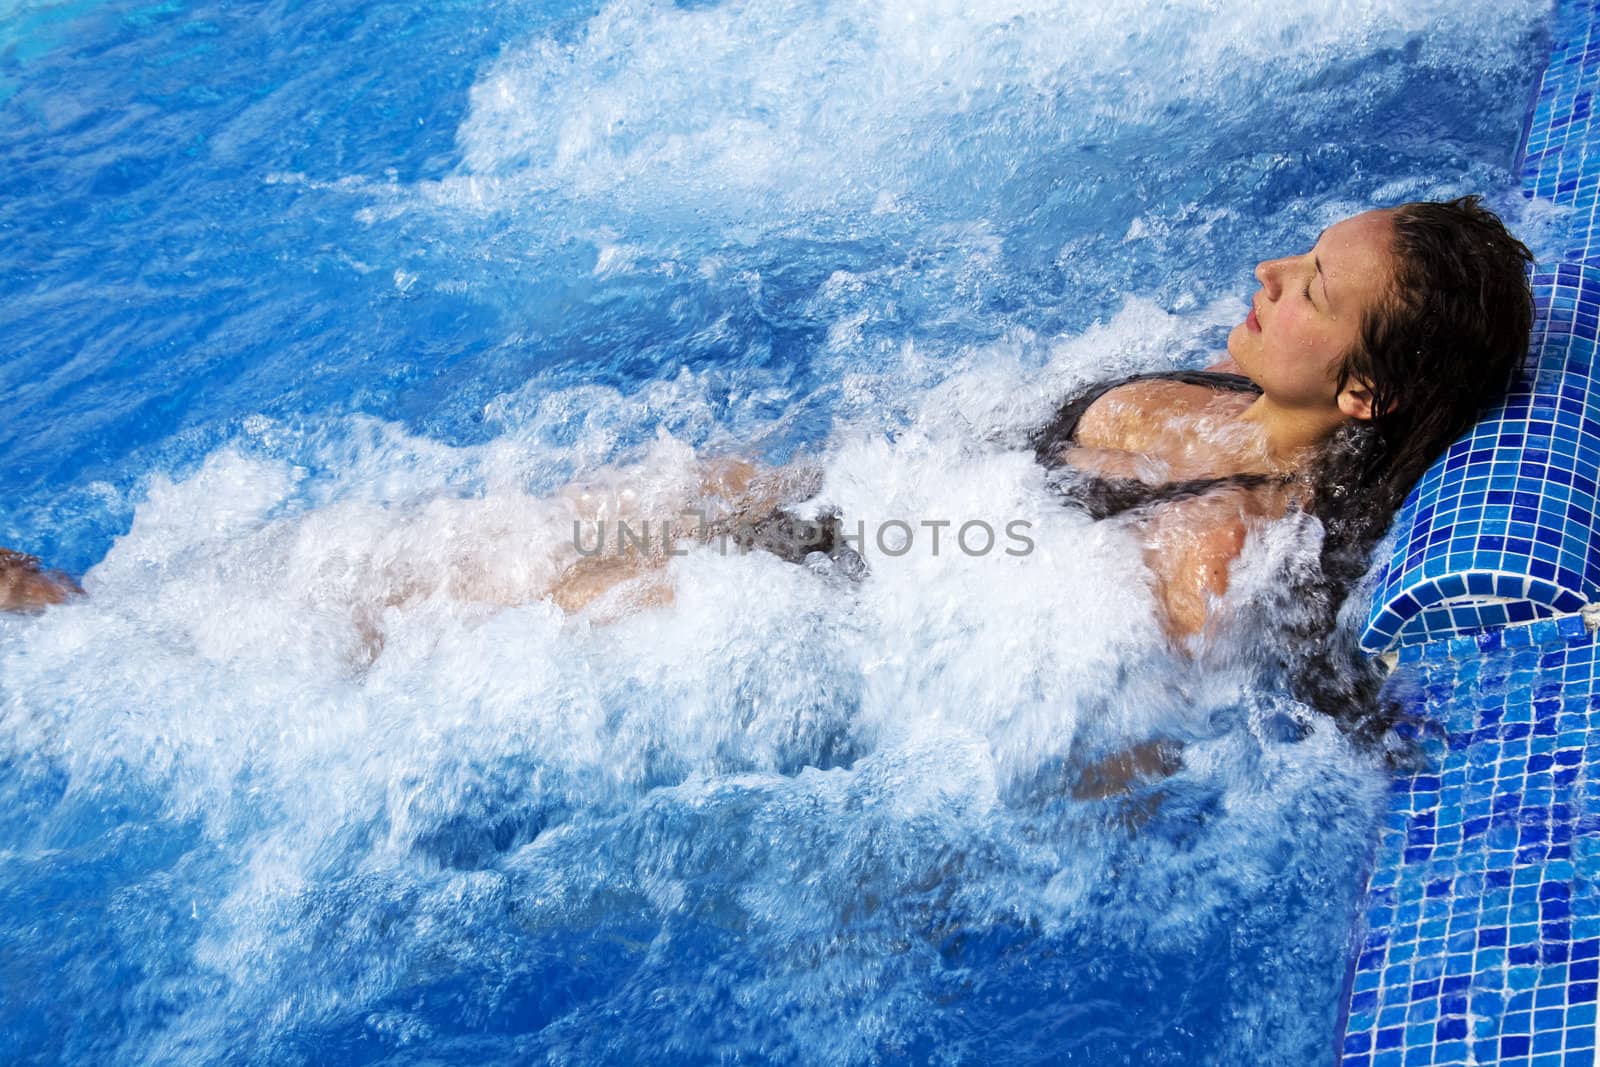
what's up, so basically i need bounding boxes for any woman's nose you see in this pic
[1254,257,1288,299]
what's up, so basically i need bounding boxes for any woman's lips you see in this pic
[1246,304,1261,332]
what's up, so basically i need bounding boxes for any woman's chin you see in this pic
[1224,326,1248,364]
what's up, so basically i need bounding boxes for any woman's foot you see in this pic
[0,548,79,613]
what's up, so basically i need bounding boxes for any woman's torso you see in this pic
[1036,370,1300,522]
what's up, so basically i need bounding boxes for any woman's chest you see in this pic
[1068,379,1266,480]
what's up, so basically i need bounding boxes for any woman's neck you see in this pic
[1240,394,1348,471]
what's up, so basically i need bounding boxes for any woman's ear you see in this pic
[1337,379,1377,421]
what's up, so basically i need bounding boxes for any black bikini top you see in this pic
[1031,369,1285,520]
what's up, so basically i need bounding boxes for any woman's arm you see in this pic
[1137,486,1282,642]
[1143,514,1248,640]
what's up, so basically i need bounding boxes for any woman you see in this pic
[1038,199,1534,638]
[1034,195,1534,741]
[551,199,1532,667]
[0,197,1535,736]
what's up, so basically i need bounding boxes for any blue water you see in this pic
[0,1,1552,1063]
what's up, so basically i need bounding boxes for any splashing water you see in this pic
[0,0,1549,1061]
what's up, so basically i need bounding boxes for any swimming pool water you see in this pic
[0,1,1557,1062]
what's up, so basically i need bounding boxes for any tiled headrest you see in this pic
[1360,266,1600,652]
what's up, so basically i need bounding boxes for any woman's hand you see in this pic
[0,549,79,614]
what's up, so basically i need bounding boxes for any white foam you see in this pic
[441,0,1544,220]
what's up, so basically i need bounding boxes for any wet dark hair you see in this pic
[1290,195,1536,743]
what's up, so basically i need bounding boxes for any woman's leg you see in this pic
[543,456,831,617]
[546,551,675,617]
[0,458,829,626]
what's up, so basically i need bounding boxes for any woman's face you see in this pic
[1227,209,1397,417]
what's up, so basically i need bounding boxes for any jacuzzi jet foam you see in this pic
[446,0,1543,220]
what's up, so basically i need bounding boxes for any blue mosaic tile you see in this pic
[1339,6,1600,1065]
[1360,0,1600,653]
[1520,0,1600,266]
[1338,616,1600,1066]
[1362,267,1600,652]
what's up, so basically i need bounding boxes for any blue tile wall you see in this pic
[1522,0,1600,268]
[1362,268,1600,653]
[1339,5,1600,1065]
[1361,0,1600,654]
[1339,616,1600,1067]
